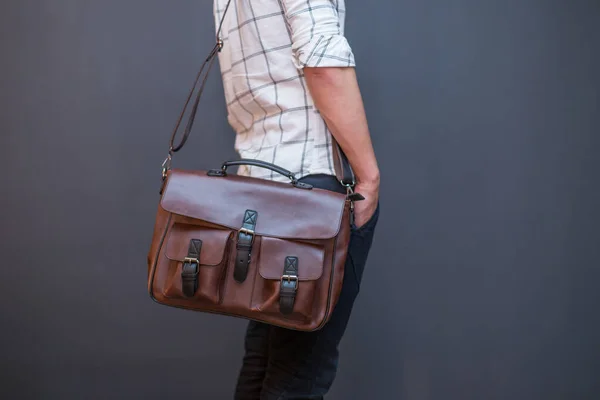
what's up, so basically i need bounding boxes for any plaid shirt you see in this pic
[213,0,355,182]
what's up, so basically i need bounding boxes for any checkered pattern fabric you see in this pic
[213,0,355,182]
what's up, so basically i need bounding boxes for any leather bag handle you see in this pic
[162,0,355,188]
[208,159,313,189]
[222,159,296,181]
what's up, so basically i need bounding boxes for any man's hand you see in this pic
[353,179,380,228]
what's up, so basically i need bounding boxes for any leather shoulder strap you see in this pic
[163,0,355,188]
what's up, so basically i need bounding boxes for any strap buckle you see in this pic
[183,256,199,265]
[280,275,298,291]
[279,272,298,315]
[281,274,299,286]
[238,227,255,236]
[234,211,257,283]
[182,257,199,279]
[238,227,255,246]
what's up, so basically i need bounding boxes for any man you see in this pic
[213,1,380,398]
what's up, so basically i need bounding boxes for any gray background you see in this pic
[1,0,599,399]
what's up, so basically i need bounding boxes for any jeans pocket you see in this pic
[347,204,380,291]
[351,202,380,234]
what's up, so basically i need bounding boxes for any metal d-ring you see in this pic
[161,154,172,179]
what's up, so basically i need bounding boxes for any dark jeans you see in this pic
[234,174,380,400]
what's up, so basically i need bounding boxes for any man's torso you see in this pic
[213,0,350,182]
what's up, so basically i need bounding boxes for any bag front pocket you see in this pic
[162,223,232,304]
[252,236,326,322]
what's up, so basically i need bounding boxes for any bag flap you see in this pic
[160,169,347,240]
[165,223,231,265]
[258,237,324,281]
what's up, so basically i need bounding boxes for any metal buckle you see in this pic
[182,258,199,278]
[280,275,298,289]
[238,227,254,236]
[238,227,255,245]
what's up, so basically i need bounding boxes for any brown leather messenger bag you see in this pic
[146,0,363,331]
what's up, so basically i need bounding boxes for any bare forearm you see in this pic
[304,67,380,186]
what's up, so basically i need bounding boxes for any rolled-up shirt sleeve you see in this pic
[281,0,356,69]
